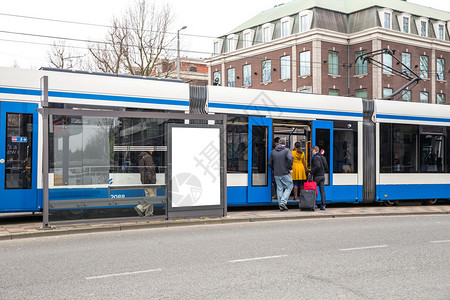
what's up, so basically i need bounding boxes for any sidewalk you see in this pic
[1,204,450,241]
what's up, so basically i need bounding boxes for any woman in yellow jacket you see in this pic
[291,141,307,200]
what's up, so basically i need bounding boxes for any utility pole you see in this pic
[177,26,187,80]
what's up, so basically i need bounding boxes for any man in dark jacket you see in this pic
[135,151,156,216]
[311,146,328,210]
[268,138,293,211]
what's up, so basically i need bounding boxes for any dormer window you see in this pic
[416,17,429,37]
[384,13,391,29]
[439,25,444,40]
[301,15,308,32]
[263,27,270,42]
[403,17,409,33]
[280,17,293,38]
[282,21,289,37]
[262,23,275,42]
[299,10,313,33]
[433,21,446,40]
[242,29,255,48]
[214,42,219,55]
[421,21,427,36]
[227,34,238,52]
[213,39,223,55]
[378,9,393,30]
[397,13,411,33]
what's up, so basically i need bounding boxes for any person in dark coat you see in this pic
[268,138,293,211]
[135,151,156,216]
[311,146,328,210]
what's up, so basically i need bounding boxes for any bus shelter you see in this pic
[39,77,227,228]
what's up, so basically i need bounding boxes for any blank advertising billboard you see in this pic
[171,127,221,208]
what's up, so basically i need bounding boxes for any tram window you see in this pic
[227,116,248,173]
[380,123,418,173]
[251,125,268,186]
[5,113,33,189]
[333,121,357,173]
[420,126,445,173]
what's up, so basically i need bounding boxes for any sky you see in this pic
[0,0,449,69]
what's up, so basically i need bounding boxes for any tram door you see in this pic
[248,117,272,203]
[312,120,333,187]
[0,102,39,212]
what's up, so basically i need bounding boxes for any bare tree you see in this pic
[89,0,175,77]
[48,41,83,69]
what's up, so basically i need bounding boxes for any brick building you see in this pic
[206,0,450,104]
[155,58,208,85]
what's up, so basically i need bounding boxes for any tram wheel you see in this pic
[422,199,438,205]
[385,200,399,206]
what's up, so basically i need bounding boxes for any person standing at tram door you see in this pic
[268,138,293,211]
[291,142,307,200]
[135,151,156,217]
[271,137,281,199]
[311,146,328,210]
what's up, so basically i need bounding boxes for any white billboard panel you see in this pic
[171,127,221,207]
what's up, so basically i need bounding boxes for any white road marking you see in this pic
[430,240,450,244]
[339,245,388,251]
[86,268,162,280]
[228,255,288,263]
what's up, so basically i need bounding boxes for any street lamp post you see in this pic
[177,26,187,80]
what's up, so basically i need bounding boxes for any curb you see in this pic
[2,210,449,241]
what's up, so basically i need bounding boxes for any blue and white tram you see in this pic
[1,66,449,214]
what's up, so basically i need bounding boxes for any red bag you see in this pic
[303,179,318,196]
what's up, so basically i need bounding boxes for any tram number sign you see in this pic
[11,136,27,143]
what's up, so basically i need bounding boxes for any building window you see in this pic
[383,88,393,98]
[282,21,290,37]
[438,25,445,40]
[213,71,221,86]
[263,27,271,42]
[402,52,411,76]
[383,52,392,74]
[329,89,339,96]
[420,56,429,79]
[403,17,409,33]
[243,65,251,86]
[300,15,309,32]
[437,93,446,104]
[280,56,291,80]
[437,58,445,80]
[420,91,429,103]
[356,89,367,100]
[421,21,427,37]
[228,38,236,52]
[299,51,311,76]
[213,42,219,55]
[262,60,271,82]
[402,90,411,101]
[243,32,251,48]
[227,68,235,87]
[384,12,391,29]
[355,51,367,75]
[328,51,338,75]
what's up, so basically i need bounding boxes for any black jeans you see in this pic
[314,175,326,207]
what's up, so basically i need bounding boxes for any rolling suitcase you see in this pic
[299,189,316,211]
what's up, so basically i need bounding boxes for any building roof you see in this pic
[226,0,450,35]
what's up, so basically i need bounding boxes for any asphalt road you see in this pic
[1,215,449,299]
